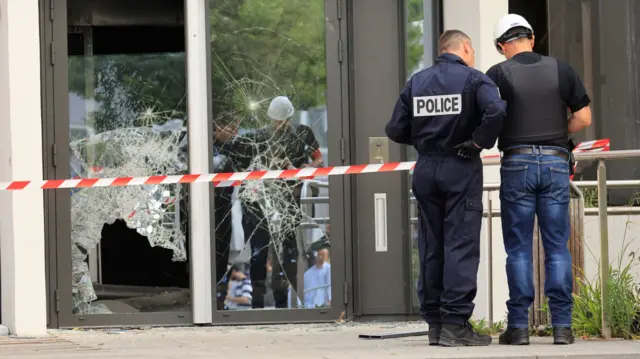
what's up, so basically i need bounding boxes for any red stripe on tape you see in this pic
[211,172,234,182]
[179,174,200,183]
[76,178,99,188]
[380,163,400,172]
[42,180,65,189]
[312,167,333,177]
[246,171,268,180]
[144,176,168,185]
[279,169,300,179]
[111,177,133,187]
[345,164,367,174]
[7,181,30,190]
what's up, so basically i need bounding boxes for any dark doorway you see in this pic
[509,0,548,55]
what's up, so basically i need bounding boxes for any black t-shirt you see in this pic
[249,124,320,170]
[486,52,591,150]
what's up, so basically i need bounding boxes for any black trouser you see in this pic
[214,187,234,310]
[412,154,483,325]
[242,181,302,308]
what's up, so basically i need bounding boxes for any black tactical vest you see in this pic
[498,56,568,149]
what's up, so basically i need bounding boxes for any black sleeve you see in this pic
[298,125,320,151]
[557,60,591,113]
[485,65,501,85]
[472,72,507,149]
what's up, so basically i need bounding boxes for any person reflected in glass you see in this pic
[213,118,242,310]
[224,263,253,310]
[213,118,268,310]
[302,241,331,308]
[268,96,323,309]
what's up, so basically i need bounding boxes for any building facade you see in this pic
[0,0,638,336]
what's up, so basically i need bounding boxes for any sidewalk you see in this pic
[1,322,640,359]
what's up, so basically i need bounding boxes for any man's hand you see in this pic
[454,140,482,159]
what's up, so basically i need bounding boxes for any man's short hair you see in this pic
[438,30,471,54]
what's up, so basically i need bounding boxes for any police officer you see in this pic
[487,14,592,346]
[385,29,506,347]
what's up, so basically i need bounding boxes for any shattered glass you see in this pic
[210,0,333,310]
[70,121,189,314]
[68,49,189,314]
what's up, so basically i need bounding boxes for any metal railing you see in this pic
[299,149,640,338]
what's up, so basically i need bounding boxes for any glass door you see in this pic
[208,0,348,322]
[51,0,193,327]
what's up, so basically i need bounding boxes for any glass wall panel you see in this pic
[548,0,640,206]
[209,0,332,311]
[67,27,190,315]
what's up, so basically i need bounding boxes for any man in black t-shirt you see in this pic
[487,14,592,346]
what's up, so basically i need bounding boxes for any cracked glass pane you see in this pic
[210,0,332,310]
[68,31,190,315]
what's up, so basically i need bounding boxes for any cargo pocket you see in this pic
[500,165,528,202]
[463,198,483,240]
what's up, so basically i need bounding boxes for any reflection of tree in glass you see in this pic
[407,0,427,76]
[68,54,187,133]
[210,0,327,127]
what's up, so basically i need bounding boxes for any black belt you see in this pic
[503,148,569,160]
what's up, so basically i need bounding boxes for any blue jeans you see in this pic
[500,145,573,328]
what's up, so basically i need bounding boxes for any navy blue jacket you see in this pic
[385,53,506,153]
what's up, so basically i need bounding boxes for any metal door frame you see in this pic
[43,0,193,328]
[40,0,59,328]
[208,0,351,325]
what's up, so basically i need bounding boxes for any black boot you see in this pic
[499,327,530,345]
[553,327,574,345]
[439,323,492,347]
[428,324,441,346]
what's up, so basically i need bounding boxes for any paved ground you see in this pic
[1,322,640,359]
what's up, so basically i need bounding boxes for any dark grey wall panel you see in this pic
[350,0,409,315]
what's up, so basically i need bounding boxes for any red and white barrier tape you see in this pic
[570,138,611,180]
[0,162,417,191]
[0,139,611,191]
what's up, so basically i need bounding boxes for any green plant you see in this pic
[582,188,598,208]
[469,318,504,336]
[572,223,640,339]
[492,320,506,334]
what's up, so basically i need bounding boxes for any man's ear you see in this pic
[531,35,535,49]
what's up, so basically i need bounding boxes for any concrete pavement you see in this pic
[1,322,639,359]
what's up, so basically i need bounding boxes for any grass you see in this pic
[582,188,598,208]
[572,226,640,339]
[468,318,505,336]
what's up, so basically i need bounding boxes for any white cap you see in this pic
[267,96,295,121]
[493,14,534,54]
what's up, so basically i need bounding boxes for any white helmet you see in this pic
[493,14,534,54]
[267,96,295,121]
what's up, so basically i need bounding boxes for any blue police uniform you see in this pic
[385,53,506,328]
